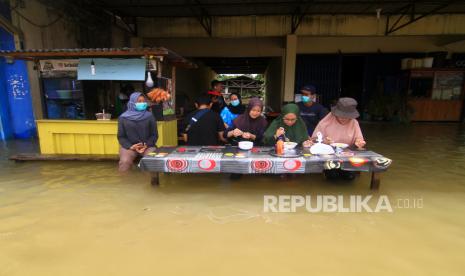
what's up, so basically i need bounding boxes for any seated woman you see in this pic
[263,103,310,146]
[225,97,268,145]
[312,97,366,180]
[117,92,158,173]
[220,92,246,128]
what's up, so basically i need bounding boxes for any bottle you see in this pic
[276,139,284,155]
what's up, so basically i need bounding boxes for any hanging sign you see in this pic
[78,58,146,81]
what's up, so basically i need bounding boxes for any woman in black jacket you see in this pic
[117,92,158,172]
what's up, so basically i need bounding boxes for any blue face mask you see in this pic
[302,96,312,103]
[231,99,240,106]
[135,102,148,111]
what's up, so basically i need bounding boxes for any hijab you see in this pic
[233,97,267,136]
[119,92,153,121]
[263,103,308,145]
[227,92,246,115]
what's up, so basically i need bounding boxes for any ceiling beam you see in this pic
[291,0,314,34]
[98,1,460,9]
[385,1,455,35]
[187,0,213,37]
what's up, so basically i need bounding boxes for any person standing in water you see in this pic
[220,92,246,128]
[182,95,227,146]
[208,80,226,113]
[297,85,328,136]
[117,92,158,172]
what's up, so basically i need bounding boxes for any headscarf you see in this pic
[119,92,153,121]
[227,92,246,115]
[263,103,308,145]
[233,97,267,137]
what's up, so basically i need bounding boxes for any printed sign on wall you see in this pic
[39,59,79,72]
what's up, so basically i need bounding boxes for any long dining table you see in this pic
[139,146,392,190]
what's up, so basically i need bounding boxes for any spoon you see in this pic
[279,127,290,142]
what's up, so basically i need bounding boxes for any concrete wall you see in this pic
[175,61,216,103]
[112,26,130,48]
[297,36,465,54]
[145,35,465,56]
[144,37,284,57]
[10,1,79,49]
[264,57,283,112]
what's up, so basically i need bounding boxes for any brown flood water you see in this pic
[1,123,465,276]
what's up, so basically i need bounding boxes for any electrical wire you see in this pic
[12,9,63,28]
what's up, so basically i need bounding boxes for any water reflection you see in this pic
[0,123,464,276]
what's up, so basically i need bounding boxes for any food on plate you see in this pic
[330,142,349,148]
[283,141,298,150]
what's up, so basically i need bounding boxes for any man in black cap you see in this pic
[297,85,328,136]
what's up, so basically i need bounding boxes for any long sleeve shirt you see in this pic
[117,116,158,149]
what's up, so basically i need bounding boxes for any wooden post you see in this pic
[370,172,381,190]
[171,66,176,112]
[151,172,160,186]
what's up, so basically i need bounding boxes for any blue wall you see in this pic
[0,3,36,140]
[0,28,14,140]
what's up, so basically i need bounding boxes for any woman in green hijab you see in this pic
[263,103,310,146]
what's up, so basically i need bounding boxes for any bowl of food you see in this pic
[238,141,254,150]
[283,141,298,150]
[330,142,349,149]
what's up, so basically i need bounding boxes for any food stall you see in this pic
[406,68,465,121]
[0,47,196,154]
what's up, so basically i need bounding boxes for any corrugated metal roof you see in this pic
[0,47,197,68]
[0,47,162,53]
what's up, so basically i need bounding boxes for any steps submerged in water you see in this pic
[9,153,119,162]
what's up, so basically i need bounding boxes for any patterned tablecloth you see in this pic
[139,146,392,174]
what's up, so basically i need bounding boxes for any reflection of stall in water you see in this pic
[1,48,196,154]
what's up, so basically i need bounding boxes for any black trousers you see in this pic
[324,169,356,181]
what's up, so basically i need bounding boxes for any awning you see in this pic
[0,47,197,69]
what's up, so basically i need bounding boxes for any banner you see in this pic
[78,58,146,81]
[39,59,79,72]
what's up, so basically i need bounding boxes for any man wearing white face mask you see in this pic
[297,85,328,136]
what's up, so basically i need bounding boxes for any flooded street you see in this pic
[1,123,465,276]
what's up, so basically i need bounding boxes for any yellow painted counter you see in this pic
[36,119,178,154]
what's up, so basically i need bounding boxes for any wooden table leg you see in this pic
[370,172,380,190]
[151,172,160,186]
